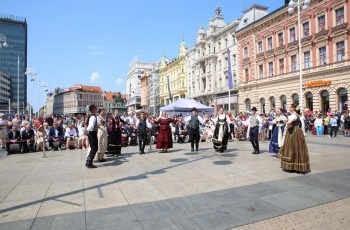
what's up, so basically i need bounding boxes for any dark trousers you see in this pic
[249,126,259,152]
[48,137,63,148]
[6,142,22,154]
[330,126,337,137]
[22,140,35,153]
[323,125,329,135]
[138,134,147,153]
[87,131,98,164]
[190,128,199,150]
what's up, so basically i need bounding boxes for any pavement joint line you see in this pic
[29,150,64,230]
[81,148,88,230]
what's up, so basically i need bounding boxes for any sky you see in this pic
[2,0,283,112]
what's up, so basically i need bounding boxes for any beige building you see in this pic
[140,70,150,110]
[186,6,240,114]
[44,92,54,115]
[103,91,127,113]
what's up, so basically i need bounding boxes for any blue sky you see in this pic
[2,0,283,111]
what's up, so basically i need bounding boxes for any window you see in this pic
[233,55,236,65]
[232,36,236,45]
[218,42,221,51]
[225,38,228,48]
[337,41,345,61]
[208,44,211,54]
[268,37,273,50]
[291,55,297,71]
[245,69,249,81]
[279,58,284,74]
[258,41,263,54]
[318,15,325,31]
[336,7,344,25]
[278,33,283,45]
[303,22,309,37]
[319,47,327,65]
[259,65,263,78]
[290,28,296,42]
[304,51,310,68]
[269,62,274,76]
[244,47,248,58]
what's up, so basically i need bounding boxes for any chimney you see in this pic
[285,0,289,5]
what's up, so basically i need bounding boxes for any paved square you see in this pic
[0,135,349,229]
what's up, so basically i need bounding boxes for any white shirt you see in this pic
[183,115,206,125]
[314,118,323,127]
[0,118,8,128]
[87,116,97,132]
[288,114,298,122]
[65,127,77,137]
[135,118,152,129]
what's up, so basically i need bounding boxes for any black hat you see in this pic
[191,107,197,112]
[251,107,257,111]
[89,104,97,111]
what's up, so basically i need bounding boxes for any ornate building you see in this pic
[140,70,150,110]
[148,61,161,115]
[159,41,187,106]
[237,0,349,113]
[186,6,240,114]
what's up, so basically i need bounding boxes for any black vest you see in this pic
[190,115,199,129]
[139,119,147,134]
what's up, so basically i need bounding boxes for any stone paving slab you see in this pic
[0,135,349,229]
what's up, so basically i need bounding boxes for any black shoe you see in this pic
[195,149,198,151]
[252,151,257,154]
[6,153,10,155]
[255,151,260,154]
[86,164,97,168]
[98,159,106,162]
[139,151,142,155]
[191,149,194,152]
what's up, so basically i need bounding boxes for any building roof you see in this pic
[104,92,126,101]
[68,84,102,93]
[236,4,269,31]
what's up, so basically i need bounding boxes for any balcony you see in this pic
[315,29,329,38]
[332,22,348,33]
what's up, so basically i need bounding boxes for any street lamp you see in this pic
[0,34,8,49]
[17,55,20,115]
[40,83,49,116]
[25,67,36,120]
[288,0,311,113]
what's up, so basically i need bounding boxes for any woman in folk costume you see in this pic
[269,108,287,154]
[96,109,108,162]
[212,108,231,153]
[35,125,46,151]
[278,103,310,174]
[106,109,127,156]
[154,111,177,153]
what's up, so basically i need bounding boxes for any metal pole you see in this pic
[297,1,304,112]
[17,55,19,115]
[8,98,10,113]
[190,58,193,98]
[42,138,47,158]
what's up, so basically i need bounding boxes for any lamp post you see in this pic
[190,56,195,99]
[25,67,36,120]
[17,55,20,115]
[40,83,49,116]
[288,0,310,112]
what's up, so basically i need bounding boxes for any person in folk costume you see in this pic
[278,103,310,174]
[242,107,262,154]
[136,111,152,154]
[106,109,128,156]
[269,108,287,154]
[96,108,108,162]
[212,108,231,153]
[154,111,177,153]
[184,107,208,152]
[86,105,99,168]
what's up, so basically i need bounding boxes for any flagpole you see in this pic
[228,89,231,111]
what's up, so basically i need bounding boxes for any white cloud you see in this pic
[116,78,123,84]
[90,72,101,82]
[90,51,108,55]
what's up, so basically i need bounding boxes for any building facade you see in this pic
[140,70,149,110]
[0,14,28,108]
[148,61,161,115]
[45,92,54,115]
[159,41,187,106]
[53,84,103,115]
[125,61,154,110]
[186,6,240,114]
[103,91,127,114]
[237,0,349,113]
[0,70,10,102]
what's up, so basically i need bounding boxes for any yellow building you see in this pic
[159,40,187,106]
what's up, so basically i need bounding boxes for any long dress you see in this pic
[154,117,175,150]
[269,115,287,153]
[106,115,126,156]
[278,114,310,173]
[212,114,230,152]
[96,116,108,159]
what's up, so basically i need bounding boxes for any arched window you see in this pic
[270,96,275,110]
[260,98,265,114]
[306,92,313,111]
[292,94,299,105]
[321,90,329,113]
[245,99,251,111]
[281,95,287,111]
[338,88,348,112]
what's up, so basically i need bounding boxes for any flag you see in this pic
[167,75,172,102]
[227,49,234,90]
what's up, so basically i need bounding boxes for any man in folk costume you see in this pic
[247,107,262,154]
[184,107,207,152]
[136,111,152,154]
[86,105,99,168]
